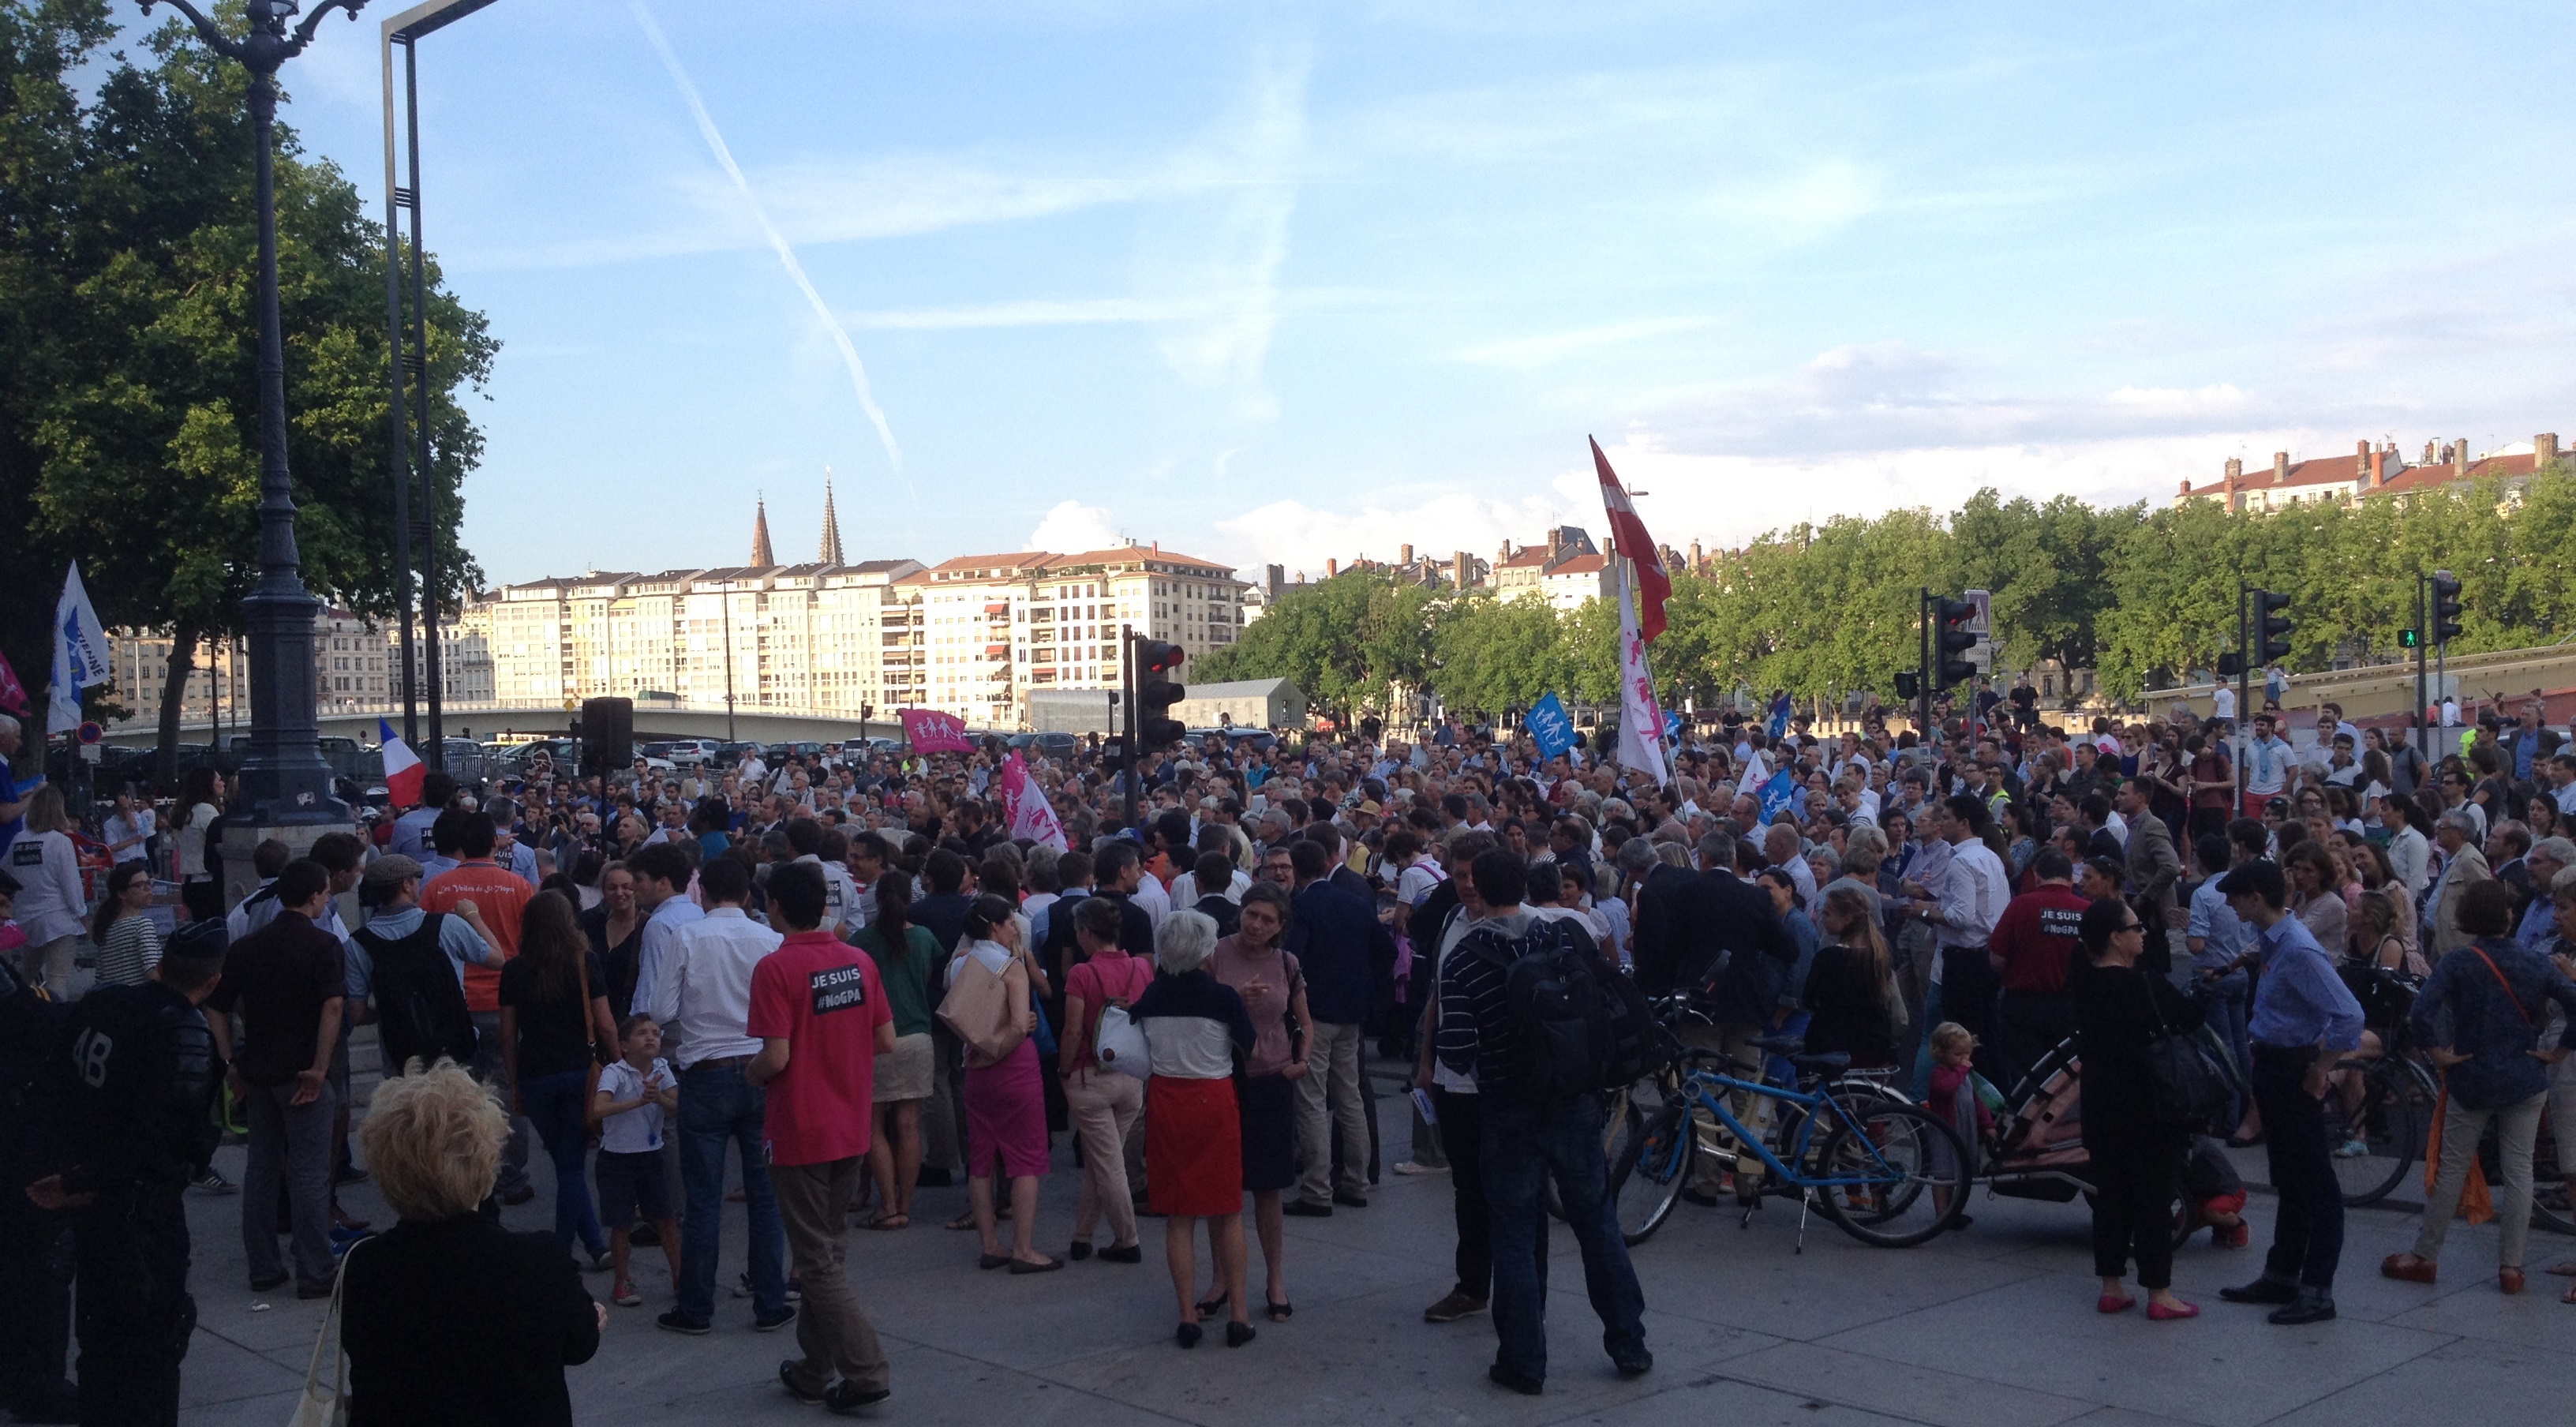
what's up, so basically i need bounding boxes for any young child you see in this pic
[590,1013,680,1307]
[1925,1022,1994,1229]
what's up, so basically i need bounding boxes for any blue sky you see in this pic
[204,0,2576,584]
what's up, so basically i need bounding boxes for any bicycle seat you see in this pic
[1788,1052,1851,1073]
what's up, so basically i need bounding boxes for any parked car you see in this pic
[659,738,723,766]
[713,740,763,768]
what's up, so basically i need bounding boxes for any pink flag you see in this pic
[0,649,25,716]
[1592,436,1670,642]
[999,751,1069,852]
[899,707,974,755]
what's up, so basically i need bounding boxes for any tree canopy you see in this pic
[1,0,492,758]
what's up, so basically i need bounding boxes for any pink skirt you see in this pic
[964,1038,1050,1178]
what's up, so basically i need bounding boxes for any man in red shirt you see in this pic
[748,861,895,1412]
[1986,847,2091,1090]
[421,811,537,1202]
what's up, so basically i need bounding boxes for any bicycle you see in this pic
[2326,968,2438,1208]
[1607,1041,1970,1249]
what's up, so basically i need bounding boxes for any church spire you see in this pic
[819,468,845,565]
[751,493,774,567]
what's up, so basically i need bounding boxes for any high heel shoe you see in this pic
[1195,1290,1229,1317]
[1225,1320,1257,1348]
[1174,1322,1202,1350]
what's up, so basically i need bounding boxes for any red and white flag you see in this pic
[1591,436,1670,642]
[0,649,26,717]
[378,719,425,807]
[1613,562,1671,785]
[999,751,1068,851]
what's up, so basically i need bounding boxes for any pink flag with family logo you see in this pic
[999,751,1069,851]
[898,707,974,755]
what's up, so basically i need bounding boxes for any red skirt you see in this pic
[1147,1075,1242,1217]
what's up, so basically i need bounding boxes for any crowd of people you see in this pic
[2,682,2575,1421]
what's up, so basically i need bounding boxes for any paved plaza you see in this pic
[172,1070,2575,1427]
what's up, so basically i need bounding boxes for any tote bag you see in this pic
[937,951,1026,1068]
[1093,1003,1151,1081]
[287,1238,363,1426]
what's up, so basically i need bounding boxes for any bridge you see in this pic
[102,703,915,750]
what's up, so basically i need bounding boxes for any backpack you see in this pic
[1466,915,1667,1106]
[353,914,478,1075]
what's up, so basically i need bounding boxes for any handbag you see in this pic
[1094,1003,1151,1081]
[577,948,607,1129]
[286,1237,363,1426]
[937,949,1027,1068]
[2141,977,2232,1129]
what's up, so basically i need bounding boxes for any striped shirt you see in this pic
[1436,909,1539,1093]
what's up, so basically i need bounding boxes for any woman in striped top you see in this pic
[92,862,162,987]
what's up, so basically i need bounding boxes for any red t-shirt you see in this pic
[1988,884,2091,993]
[421,860,533,1013]
[747,929,891,1167]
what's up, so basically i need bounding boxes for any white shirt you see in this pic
[1133,872,1172,929]
[105,808,155,864]
[645,905,780,1069]
[596,1057,672,1153]
[1934,837,2009,951]
[796,853,861,935]
[173,804,223,881]
[2211,687,2236,721]
[6,832,84,945]
[630,893,708,1031]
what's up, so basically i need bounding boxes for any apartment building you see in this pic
[110,606,490,723]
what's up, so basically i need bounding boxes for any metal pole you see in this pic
[1918,586,1932,749]
[2235,581,2250,812]
[381,30,417,746]
[2415,572,2429,761]
[722,578,737,741]
[1120,624,1140,828]
[403,36,444,766]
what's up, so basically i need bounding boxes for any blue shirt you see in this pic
[2517,896,2559,953]
[0,760,26,859]
[2245,913,2364,1051]
[2186,878,2248,972]
[2409,937,2576,1109]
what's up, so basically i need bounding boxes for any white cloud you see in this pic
[1212,488,1588,582]
[1028,499,1125,553]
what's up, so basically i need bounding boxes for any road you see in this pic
[173,1069,2574,1427]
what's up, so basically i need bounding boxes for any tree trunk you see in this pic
[155,621,200,792]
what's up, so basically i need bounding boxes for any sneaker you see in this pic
[614,1279,642,1307]
[656,1309,712,1336]
[754,1305,799,1332]
[2331,1139,2370,1159]
[739,1270,804,1302]
[778,1360,826,1406]
[1391,1159,1447,1176]
[192,1168,238,1195]
[498,1181,536,1207]
[1423,1290,1488,1324]
[824,1380,892,1412]
[1331,1190,1370,1208]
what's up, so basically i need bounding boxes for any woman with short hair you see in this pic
[1131,910,1256,1347]
[7,786,84,994]
[342,1062,604,1425]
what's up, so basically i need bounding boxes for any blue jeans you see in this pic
[677,1062,787,1324]
[520,1070,605,1257]
[1480,1094,1646,1383]
[2196,970,2252,1126]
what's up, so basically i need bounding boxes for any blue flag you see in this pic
[1527,692,1577,762]
[1757,769,1799,823]
[1664,710,1683,742]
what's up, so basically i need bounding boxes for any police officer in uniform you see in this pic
[24,921,227,1427]
[0,867,77,1423]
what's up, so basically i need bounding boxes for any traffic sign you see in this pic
[76,721,103,745]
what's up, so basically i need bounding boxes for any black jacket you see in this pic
[344,1213,600,1427]
[1664,869,1794,999]
[1628,863,1698,996]
[54,981,219,1198]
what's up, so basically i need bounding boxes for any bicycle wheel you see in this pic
[1609,1098,1693,1245]
[2533,1098,2576,1237]
[1813,1101,1969,1249]
[2331,1057,2426,1207]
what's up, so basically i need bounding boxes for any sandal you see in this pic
[1266,1300,1293,1321]
[945,1211,979,1231]
[859,1212,909,1231]
[1195,1289,1229,1317]
[2548,1260,2576,1277]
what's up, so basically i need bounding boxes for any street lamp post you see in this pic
[144,0,367,825]
[722,576,738,741]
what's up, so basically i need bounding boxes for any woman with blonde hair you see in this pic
[1802,885,1900,1069]
[342,1062,603,1425]
[9,785,86,993]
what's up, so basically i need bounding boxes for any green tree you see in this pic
[2,1,492,773]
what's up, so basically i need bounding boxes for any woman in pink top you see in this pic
[1206,882,1311,1321]
[1058,896,1153,1263]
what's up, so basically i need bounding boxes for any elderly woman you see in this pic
[1131,910,1256,1348]
[343,1062,603,1425]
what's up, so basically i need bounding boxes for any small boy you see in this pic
[591,1013,680,1307]
[1925,1022,1994,1230]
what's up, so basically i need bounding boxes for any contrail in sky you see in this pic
[631,2,907,493]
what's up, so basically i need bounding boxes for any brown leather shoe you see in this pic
[2500,1267,2525,1295]
[2381,1253,2438,1284]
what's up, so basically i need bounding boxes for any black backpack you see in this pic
[353,913,479,1074]
[1466,915,1668,1106]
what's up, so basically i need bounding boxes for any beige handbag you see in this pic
[937,949,1027,1068]
[287,1238,364,1426]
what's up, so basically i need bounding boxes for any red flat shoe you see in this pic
[2147,1300,2200,1321]
[2380,1253,2438,1285]
[2500,1268,2525,1296]
[2097,1294,2136,1314]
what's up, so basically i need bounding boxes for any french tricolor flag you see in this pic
[379,720,425,807]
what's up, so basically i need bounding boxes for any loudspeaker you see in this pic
[580,697,633,779]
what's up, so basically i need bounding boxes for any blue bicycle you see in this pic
[1606,1039,1971,1249]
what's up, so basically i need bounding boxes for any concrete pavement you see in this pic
[169,1070,2576,1426]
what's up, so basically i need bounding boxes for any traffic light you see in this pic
[2398,628,2421,650]
[2254,590,2293,663]
[1934,597,1979,685]
[1893,670,1919,701]
[2216,653,2243,677]
[1136,639,1187,747]
[2430,571,2464,643]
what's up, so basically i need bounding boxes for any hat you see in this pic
[361,855,425,907]
[1356,800,1383,817]
[160,919,230,968]
[2215,860,2286,903]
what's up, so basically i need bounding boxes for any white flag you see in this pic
[48,562,112,736]
[1614,561,1670,786]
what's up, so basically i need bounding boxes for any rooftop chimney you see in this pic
[1400,543,1414,566]
[2455,437,2469,477]
[2178,478,2192,497]
[2223,457,2243,511]
[2424,440,2439,464]
[1326,557,1339,577]
[1689,540,1704,570]
[1452,551,1471,588]
[2540,433,2562,468]
[1264,564,1283,600]
[2272,451,2290,484]
[1548,528,1563,560]
[2368,446,2385,489]
[2355,438,2369,480]
[1500,540,1514,563]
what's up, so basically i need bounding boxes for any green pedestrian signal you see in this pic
[2398,628,2421,650]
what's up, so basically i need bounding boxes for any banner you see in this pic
[0,649,27,717]
[898,707,974,755]
[999,751,1069,851]
[1592,437,1670,642]
[48,562,112,736]
[1757,768,1799,823]
[1613,562,1670,785]
[1526,692,1577,762]
[378,719,425,807]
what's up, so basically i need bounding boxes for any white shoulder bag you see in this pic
[1094,1003,1151,1081]
[288,1238,363,1426]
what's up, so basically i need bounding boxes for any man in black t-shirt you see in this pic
[205,860,345,1297]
